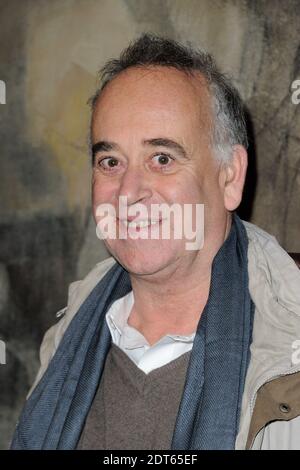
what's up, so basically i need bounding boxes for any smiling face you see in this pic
[91,66,229,276]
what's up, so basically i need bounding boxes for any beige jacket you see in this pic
[28,221,300,449]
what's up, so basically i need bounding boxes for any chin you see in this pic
[104,239,180,276]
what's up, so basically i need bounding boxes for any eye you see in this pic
[151,153,174,168]
[97,156,120,171]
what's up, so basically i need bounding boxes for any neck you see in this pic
[127,213,232,345]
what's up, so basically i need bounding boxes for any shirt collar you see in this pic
[105,290,196,350]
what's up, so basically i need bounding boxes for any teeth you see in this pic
[122,220,160,228]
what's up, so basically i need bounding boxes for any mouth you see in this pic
[117,218,163,230]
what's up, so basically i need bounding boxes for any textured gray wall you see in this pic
[0,0,300,449]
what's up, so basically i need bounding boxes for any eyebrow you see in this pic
[91,137,189,163]
[142,138,188,159]
[91,141,119,158]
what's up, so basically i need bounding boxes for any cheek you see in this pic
[92,176,117,207]
[164,175,202,204]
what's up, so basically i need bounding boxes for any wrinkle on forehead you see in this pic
[95,65,213,134]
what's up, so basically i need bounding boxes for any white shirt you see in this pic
[105,291,195,374]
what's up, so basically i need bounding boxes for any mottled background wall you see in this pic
[0,0,299,449]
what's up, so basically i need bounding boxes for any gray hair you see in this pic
[90,33,248,162]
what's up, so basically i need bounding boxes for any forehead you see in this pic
[92,66,213,141]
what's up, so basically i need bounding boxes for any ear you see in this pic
[219,145,248,211]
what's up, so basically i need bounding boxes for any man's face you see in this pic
[91,66,227,276]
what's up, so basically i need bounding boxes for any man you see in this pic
[11,34,300,450]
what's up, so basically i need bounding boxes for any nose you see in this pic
[117,166,153,207]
